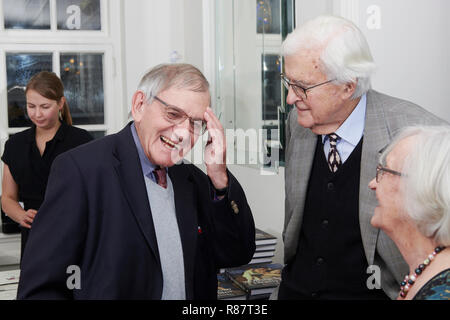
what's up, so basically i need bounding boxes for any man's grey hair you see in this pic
[380,125,450,246]
[137,63,209,104]
[281,15,376,99]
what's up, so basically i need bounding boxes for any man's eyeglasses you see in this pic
[280,73,336,100]
[376,164,405,183]
[152,95,207,135]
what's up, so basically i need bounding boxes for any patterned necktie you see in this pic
[327,133,342,173]
[153,166,167,189]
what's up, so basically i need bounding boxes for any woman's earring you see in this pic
[59,109,63,120]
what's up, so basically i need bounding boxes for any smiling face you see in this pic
[132,86,210,167]
[284,48,357,135]
[368,136,416,236]
[26,89,63,130]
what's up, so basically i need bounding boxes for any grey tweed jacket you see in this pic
[277,89,447,299]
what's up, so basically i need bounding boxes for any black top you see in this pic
[413,268,450,300]
[1,122,93,211]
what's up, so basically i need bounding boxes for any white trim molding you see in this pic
[202,0,216,111]
[333,0,360,25]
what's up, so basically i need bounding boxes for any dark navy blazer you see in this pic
[17,123,255,299]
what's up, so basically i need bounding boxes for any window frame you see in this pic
[0,43,113,136]
[0,0,126,195]
[209,0,295,171]
[0,0,107,36]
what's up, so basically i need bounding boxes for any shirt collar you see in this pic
[53,121,68,142]
[130,122,157,177]
[322,93,367,146]
[27,121,67,143]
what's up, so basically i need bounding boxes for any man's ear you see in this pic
[131,90,146,122]
[343,80,357,99]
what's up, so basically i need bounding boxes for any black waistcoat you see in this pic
[279,135,388,300]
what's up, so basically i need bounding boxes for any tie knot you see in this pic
[327,133,342,173]
[153,166,167,189]
[328,133,339,141]
[328,133,340,144]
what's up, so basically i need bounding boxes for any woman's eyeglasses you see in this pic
[376,164,405,182]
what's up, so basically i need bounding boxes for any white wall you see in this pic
[298,0,450,122]
[297,0,333,25]
[123,0,204,107]
[356,0,450,122]
[228,165,286,264]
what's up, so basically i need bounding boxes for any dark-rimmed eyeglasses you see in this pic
[280,73,336,100]
[376,164,405,183]
[152,95,207,135]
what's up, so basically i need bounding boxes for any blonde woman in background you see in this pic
[1,71,93,259]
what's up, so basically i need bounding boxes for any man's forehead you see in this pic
[285,53,325,83]
[160,88,209,116]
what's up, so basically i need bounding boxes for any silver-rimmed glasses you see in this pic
[152,95,207,135]
[280,73,336,100]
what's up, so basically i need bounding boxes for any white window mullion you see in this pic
[50,0,57,31]
[0,0,5,32]
[75,124,108,132]
[0,48,8,185]
[100,0,108,35]
[103,48,112,132]
[53,50,60,76]
[0,49,7,133]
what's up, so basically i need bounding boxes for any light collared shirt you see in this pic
[322,94,367,163]
[131,122,225,202]
[131,122,161,182]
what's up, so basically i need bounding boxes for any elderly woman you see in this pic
[369,126,450,300]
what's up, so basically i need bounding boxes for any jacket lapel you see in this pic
[284,121,317,262]
[112,124,160,264]
[359,90,392,265]
[168,164,197,299]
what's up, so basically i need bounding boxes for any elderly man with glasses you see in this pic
[17,63,255,300]
[275,15,447,300]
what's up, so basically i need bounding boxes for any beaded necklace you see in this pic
[399,246,446,299]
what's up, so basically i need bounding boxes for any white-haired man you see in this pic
[276,15,447,299]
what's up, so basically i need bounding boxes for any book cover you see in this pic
[217,273,247,300]
[0,269,20,286]
[0,283,18,300]
[255,244,276,252]
[252,251,275,258]
[255,228,277,245]
[248,257,273,265]
[248,292,271,300]
[226,263,282,296]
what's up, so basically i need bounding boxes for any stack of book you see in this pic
[217,273,247,300]
[225,263,282,300]
[217,228,281,300]
[249,228,277,265]
[0,269,19,300]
